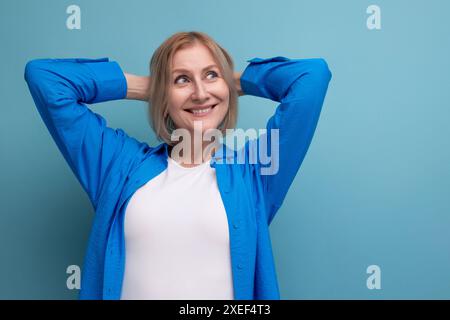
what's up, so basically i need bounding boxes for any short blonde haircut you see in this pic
[147,31,238,146]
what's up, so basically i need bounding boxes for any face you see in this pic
[166,42,230,140]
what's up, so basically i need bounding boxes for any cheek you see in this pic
[167,89,190,115]
[167,89,181,107]
[212,81,230,103]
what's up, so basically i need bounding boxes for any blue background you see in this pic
[1,0,449,299]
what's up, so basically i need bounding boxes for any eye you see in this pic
[206,70,218,80]
[174,75,189,84]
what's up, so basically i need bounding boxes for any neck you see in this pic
[168,139,220,167]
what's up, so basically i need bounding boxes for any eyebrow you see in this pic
[172,64,218,74]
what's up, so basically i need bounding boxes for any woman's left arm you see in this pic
[234,71,244,97]
[240,56,332,225]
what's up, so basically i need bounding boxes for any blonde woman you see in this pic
[24,31,332,300]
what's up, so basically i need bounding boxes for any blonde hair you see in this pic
[147,31,238,146]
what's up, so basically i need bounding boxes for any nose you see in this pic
[191,79,209,102]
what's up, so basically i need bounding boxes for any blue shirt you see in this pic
[24,55,332,299]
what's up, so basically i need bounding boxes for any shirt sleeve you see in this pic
[24,57,143,210]
[240,56,332,225]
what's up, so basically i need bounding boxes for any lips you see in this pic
[184,104,218,116]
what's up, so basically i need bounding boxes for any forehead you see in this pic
[171,42,217,72]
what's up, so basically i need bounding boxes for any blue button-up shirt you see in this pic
[24,54,332,299]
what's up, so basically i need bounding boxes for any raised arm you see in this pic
[123,72,151,101]
[240,56,332,225]
[234,71,244,97]
[24,57,146,210]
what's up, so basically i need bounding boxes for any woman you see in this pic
[24,31,332,300]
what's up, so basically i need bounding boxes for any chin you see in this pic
[187,122,221,133]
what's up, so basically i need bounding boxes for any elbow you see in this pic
[24,60,42,84]
[24,59,66,108]
[24,59,49,84]
[280,58,332,102]
[315,58,332,82]
[24,60,35,83]
[313,58,332,83]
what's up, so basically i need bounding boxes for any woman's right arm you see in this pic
[123,72,151,101]
[24,57,146,210]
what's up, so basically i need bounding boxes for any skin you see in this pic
[124,43,244,168]
[168,42,229,156]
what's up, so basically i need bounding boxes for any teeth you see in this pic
[191,106,212,114]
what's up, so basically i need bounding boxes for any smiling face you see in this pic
[166,42,230,138]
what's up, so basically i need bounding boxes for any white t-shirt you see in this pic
[120,156,234,300]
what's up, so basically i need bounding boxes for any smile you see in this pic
[184,104,217,117]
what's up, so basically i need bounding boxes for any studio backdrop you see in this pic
[1,0,449,299]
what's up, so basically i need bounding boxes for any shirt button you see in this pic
[237,263,244,270]
[233,223,239,229]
